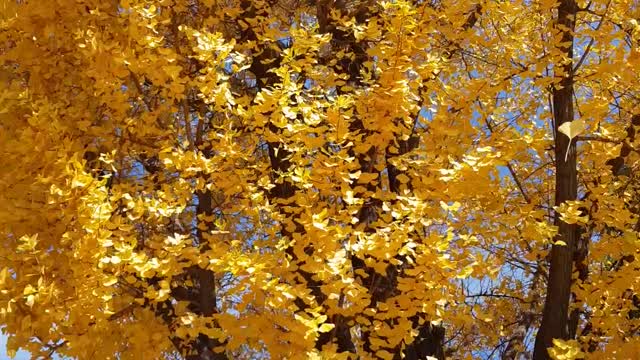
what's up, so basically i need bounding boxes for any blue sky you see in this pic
[0,335,30,360]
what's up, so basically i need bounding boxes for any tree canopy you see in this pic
[2,0,640,359]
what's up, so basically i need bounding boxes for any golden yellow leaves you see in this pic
[145,280,171,302]
[456,264,476,279]
[0,268,10,294]
[187,29,233,60]
[554,200,589,225]
[16,234,39,253]
[181,26,243,107]
[440,201,462,212]
[6,0,640,358]
[103,276,118,287]
[22,284,37,308]
[311,208,331,231]
[533,220,560,244]
[294,312,335,340]
[175,313,226,342]
[548,339,585,360]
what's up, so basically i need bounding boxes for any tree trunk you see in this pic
[533,0,578,358]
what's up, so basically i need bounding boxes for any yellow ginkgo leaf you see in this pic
[558,119,586,139]
[558,119,586,162]
[440,201,461,212]
[103,276,118,287]
[318,323,335,333]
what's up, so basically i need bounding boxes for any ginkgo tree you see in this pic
[2,0,640,359]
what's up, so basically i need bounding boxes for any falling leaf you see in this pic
[558,119,586,162]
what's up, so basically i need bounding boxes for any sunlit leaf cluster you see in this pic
[2,0,640,359]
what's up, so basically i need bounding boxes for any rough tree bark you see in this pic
[533,0,578,358]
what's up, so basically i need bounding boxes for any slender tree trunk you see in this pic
[533,0,578,358]
[130,97,228,358]
[185,187,229,360]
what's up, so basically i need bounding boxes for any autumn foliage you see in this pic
[3,0,640,359]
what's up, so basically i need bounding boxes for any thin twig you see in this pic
[572,0,611,73]
[523,161,554,182]
[575,135,621,143]
[129,71,152,111]
[484,114,531,203]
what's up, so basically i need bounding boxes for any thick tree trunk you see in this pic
[533,0,578,358]
[184,188,229,360]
